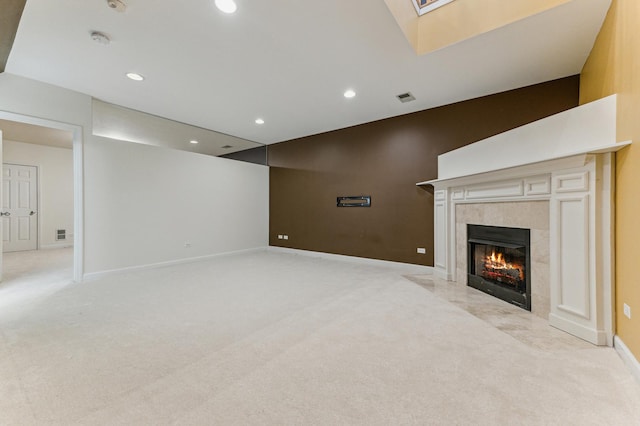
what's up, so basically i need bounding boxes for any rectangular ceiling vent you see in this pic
[397,92,416,103]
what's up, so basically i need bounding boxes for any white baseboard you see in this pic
[549,313,607,346]
[83,246,433,282]
[433,267,453,281]
[614,335,640,385]
[82,247,268,282]
[268,246,433,274]
[40,243,74,250]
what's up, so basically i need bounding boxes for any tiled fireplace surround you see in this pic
[455,201,550,318]
[421,96,630,346]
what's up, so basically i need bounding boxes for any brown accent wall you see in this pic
[220,145,267,165]
[268,76,579,266]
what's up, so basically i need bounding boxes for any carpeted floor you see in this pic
[0,249,639,425]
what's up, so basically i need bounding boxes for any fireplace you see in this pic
[467,224,531,311]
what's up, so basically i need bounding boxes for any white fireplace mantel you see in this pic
[418,95,630,346]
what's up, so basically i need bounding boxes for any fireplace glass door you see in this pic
[470,243,526,293]
[467,225,531,311]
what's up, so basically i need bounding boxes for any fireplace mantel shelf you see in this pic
[417,95,626,186]
[416,140,631,187]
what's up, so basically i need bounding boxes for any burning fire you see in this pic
[482,250,524,284]
[489,250,504,266]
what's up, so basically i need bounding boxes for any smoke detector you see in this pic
[106,0,127,12]
[90,31,111,45]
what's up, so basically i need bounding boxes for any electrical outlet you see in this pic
[278,235,283,240]
[184,242,191,248]
[283,235,289,240]
[623,303,631,319]
[417,248,426,254]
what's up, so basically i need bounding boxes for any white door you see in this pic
[3,164,38,252]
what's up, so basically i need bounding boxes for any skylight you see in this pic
[412,0,455,16]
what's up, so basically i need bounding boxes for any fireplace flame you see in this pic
[489,251,503,265]
[484,250,524,281]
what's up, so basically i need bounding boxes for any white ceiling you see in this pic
[6,0,610,145]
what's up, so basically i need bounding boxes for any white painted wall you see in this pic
[84,137,269,274]
[0,73,270,278]
[0,73,88,280]
[0,74,93,129]
[3,140,74,248]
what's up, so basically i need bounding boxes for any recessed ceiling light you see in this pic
[190,140,199,144]
[126,72,144,81]
[215,0,237,14]
[344,89,356,99]
[255,118,265,125]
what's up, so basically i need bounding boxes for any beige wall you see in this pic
[580,0,640,359]
[384,0,569,54]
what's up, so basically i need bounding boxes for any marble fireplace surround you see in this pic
[456,201,550,318]
[418,95,630,346]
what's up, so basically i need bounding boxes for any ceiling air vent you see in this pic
[396,92,416,103]
[221,145,233,149]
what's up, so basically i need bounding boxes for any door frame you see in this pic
[0,111,83,282]
[3,163,40,252]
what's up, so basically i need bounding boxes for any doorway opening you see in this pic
[0,112,83,285]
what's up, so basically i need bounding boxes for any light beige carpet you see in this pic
[0,250,638,425]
